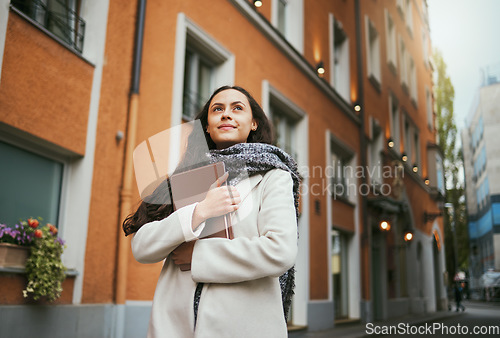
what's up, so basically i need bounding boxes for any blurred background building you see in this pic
[0,0,446,336]
[462,64,500,299]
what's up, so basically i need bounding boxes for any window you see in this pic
[365,17,381,85]
[11,0,85,53]
[329,136,354,200]
[422,0,429,25]
[277,0,287,36]
[331,230,349,319]
[413,131,420,173]
[422,29,429,68]
[409,56,417,104]
[0,141,63,227]
[399,36,408,90]
[404,117,412,164]
[330,14,350,102]
[263,81,306,174]
[174,15,235,123]
[271,0,304,52]
[389,94,400,151]
[183,46,215,120]
[331,151,347,199]
[385,10,397,72]
[405,0,413,34]
[397,0,404,17]
[369,118,383,186]
[426,87,433,129]
[270,101,299,160]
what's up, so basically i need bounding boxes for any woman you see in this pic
[123,86,300,337]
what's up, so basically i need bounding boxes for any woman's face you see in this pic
[206,89,257,149]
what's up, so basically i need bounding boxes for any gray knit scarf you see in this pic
[193,142,301,327]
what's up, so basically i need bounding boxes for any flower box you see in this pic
[0,243,29,268]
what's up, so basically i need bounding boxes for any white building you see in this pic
[462,68,500,293]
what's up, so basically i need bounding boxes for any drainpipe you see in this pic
[355,0,370,316]
[116,0,146,305]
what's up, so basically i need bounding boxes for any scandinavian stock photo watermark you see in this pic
[297,161,405,199]
[365,322,500,335]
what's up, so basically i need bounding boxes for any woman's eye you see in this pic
[213,107,222,112]
[233,106,242,111]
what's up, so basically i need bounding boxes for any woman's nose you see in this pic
[221,108,232,119]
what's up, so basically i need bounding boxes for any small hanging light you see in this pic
[379,220,391,231]
[412,164,418,173]
[316,61,325,76]
[401,153,408,162]
[404,231,414,242]
[387,137,394,148]
[253,0,263,8]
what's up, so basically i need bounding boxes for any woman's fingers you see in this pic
[212,171,229,188]
[197,184,241,219]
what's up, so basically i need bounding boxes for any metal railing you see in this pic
[11,0,85,53]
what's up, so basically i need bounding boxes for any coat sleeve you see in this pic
[190,169,298,283]
[131,203,203,264]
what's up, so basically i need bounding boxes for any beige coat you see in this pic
[131,169,298,338]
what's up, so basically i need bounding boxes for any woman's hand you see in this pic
[191,172,241,230]
[172,240,197,271]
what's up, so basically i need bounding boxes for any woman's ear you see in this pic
[251,120,258,131]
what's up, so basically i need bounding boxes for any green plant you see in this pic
[15,218,67,302]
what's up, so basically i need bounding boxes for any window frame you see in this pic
[10,0,86,53]
[409,55,417,105]
[399,35,409,92]
[385,9,397,73]
[328,132,355,202]
[389,93,401,153]
[368,117,384,187]
[0,134,69,236]
[182,45,217,121]
[171,13,235,128]
[426,86,433,130]
[329,13,350,102]
[365,16,381,88]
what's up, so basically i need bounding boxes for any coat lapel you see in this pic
[235,173,263,203]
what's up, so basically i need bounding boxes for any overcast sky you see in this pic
[428,0,500,131]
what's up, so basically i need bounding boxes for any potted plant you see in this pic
[0,218,67,301]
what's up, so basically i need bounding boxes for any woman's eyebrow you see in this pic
[210,101,246,108]
[210,102,223,108]
[231,101,246,106]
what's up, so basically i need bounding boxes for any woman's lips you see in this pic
[218,125,236,131]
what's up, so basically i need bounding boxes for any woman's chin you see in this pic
[213,137,247,149]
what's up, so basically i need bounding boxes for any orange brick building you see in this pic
[0,0,446,335]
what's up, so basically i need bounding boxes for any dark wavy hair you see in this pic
[123,85,273,236]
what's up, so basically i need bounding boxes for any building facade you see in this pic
[462,70,500,294]
[0,0,446,336]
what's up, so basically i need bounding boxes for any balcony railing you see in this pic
[11,0,85,53]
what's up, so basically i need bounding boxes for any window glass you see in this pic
[271,103,297,159]
[277,0,287,36]
[367,19,381,82]
[332,17,350,101]
[0,141,63,227]
[386,12,397,67]
[183,48,214,120]
[11,0,85,52]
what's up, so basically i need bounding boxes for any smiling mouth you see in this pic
[218,125,236,130]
